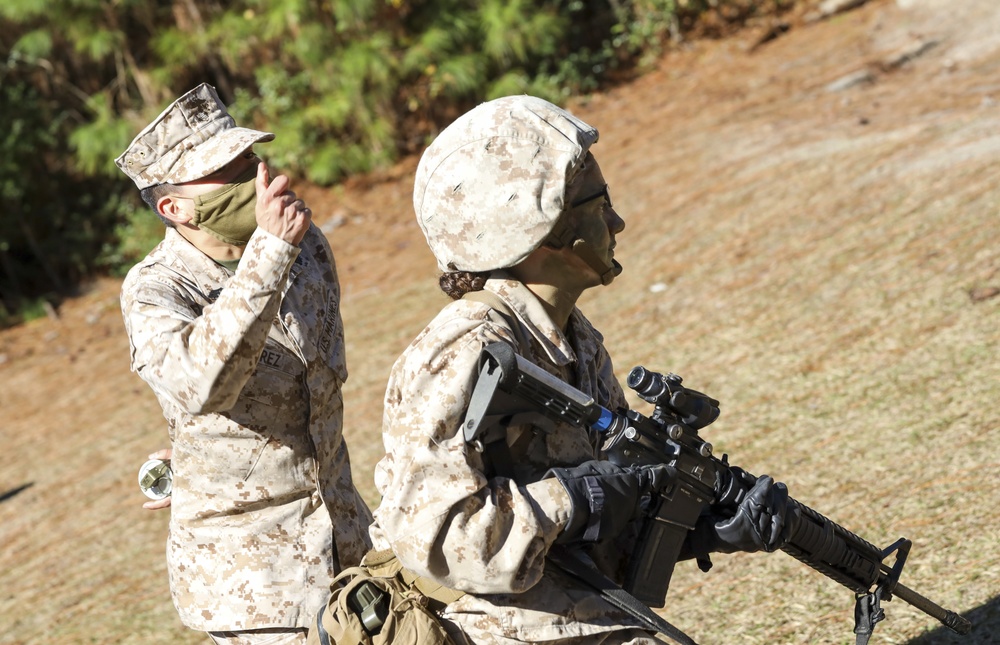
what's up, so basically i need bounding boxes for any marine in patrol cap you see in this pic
[115,83,274,190]
[414,95,598,273]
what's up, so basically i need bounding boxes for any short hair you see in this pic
[139,183,178,227]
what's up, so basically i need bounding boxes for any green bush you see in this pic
[0,0,799,327]
[0,75,133,321]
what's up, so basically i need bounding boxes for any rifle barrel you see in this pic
[893,582,972,635]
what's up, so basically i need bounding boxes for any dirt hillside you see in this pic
[1,0,998,643]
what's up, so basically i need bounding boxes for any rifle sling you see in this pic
[548,546,698,645]
[853,587,886,645]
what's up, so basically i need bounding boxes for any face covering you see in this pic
[189,163,260,246]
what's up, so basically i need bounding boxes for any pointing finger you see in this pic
[256,160,269,192]
[267,172,290,197]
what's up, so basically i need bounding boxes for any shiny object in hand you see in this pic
[138,459,173,500]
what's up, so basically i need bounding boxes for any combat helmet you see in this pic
[414,95,601,274]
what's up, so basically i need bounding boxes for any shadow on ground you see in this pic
[906,595,1000,645]
[0,483,34,504]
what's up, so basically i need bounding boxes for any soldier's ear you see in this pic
[157,194,193,226]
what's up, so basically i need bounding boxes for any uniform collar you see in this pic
[161,227,304,300]
[483,272,579,367]
[162,227,234,298]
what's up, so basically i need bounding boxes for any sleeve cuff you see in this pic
[525,477,574,543]
[234,228,302,294]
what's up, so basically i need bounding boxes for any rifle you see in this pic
[462,342,972,643]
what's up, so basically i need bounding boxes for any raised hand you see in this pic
[255,161,312,245]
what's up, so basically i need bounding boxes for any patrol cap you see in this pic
[414,95,598,273]
[115,83,274,190]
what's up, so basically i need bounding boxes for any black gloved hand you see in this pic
[696,473,792,554]
[545,460,675,544]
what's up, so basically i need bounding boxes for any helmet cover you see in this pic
[414,95,599,272]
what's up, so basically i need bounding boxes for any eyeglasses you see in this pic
[571,184,612,209]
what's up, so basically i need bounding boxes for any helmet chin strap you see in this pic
[544,218,622,285]
[571,239,623,285]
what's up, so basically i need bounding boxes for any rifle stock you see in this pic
[463,342,972,640]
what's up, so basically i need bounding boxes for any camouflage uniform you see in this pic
[366,94,780,645]
[369,276,657,644]
[118,84,371,633]
[121,224,371,630]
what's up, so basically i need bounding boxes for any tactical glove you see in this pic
[695,473,792,554]
[545,460,676,544]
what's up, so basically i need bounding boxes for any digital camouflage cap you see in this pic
[115,83,274,190]
[414,95,599,273]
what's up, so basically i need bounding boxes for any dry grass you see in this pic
[2,0,998,643]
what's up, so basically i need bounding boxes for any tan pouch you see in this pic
[309,551,458,645]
